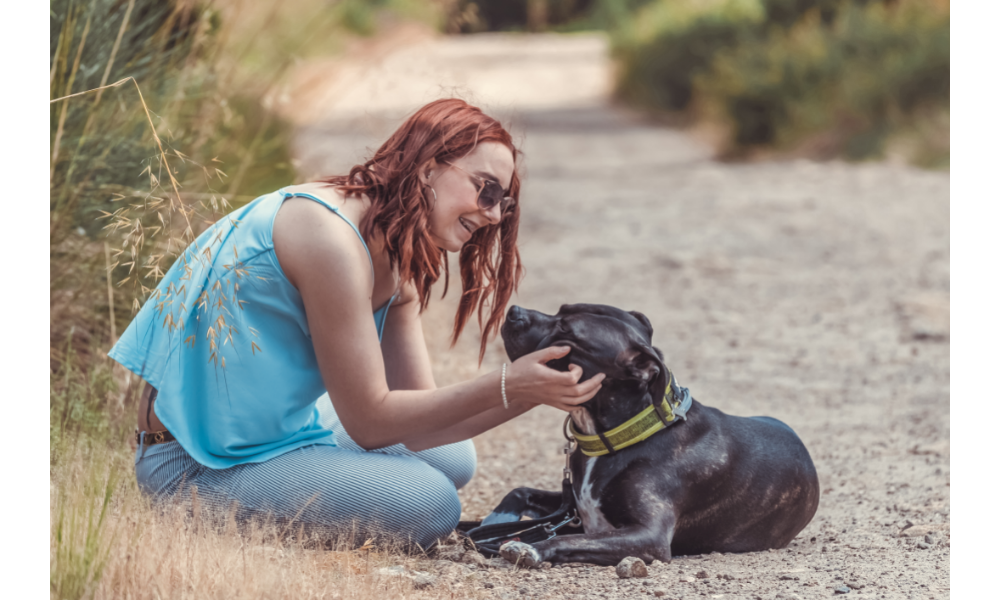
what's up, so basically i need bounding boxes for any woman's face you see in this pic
[423,142,516,253]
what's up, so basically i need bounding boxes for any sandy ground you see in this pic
[284,31,950,600]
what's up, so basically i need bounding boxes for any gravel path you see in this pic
[285,31,949,600]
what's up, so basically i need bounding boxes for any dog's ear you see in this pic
[628,310,654,339]
[627,345,669,400]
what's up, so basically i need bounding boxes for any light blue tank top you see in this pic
[109,188,396,469]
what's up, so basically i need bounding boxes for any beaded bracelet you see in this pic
[501,363,509,409]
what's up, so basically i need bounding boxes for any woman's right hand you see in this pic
[505,346,605,412]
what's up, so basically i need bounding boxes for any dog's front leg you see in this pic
[481,487,563,525]
[501,511,676,567]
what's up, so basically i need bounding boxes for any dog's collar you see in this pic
[568,373,692,457]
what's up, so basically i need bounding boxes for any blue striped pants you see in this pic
[134,397,477,548]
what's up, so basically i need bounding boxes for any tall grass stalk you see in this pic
[51,448,121,600]
[50,440,463,600]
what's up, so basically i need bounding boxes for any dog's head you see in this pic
[501,304,671,423]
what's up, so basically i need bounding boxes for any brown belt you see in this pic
[137,385,174,446]
[136,429,176,445]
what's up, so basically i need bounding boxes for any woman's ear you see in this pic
[419,157,439,185]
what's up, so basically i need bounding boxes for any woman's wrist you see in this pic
[487,364,533,410]
[501,363,509,409]
[489,366,508,409]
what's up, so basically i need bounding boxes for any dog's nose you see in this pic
[506,305,529,325]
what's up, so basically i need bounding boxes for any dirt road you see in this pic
[284,31,950,600]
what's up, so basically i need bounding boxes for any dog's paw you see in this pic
[499,541,542,568]
[481,511,520,526]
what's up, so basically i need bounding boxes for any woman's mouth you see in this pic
[459,217,476,235]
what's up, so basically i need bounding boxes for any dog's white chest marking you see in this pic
[570,408,597,435]
[576,456,614,533]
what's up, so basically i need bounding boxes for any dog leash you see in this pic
[457,430,583,557]
[456,477,582,557]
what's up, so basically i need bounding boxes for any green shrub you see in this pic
[700,0,949,156]
[612,0,948,162]
[333,0,448,35]
[445,0,637,32]
[614,0,766,110]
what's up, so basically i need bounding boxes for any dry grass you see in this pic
[50,440,488,600]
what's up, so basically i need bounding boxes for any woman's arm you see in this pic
[403,398,534,452]
[379,282,577,451]
[378,283,436,392]
[274,198,604,451]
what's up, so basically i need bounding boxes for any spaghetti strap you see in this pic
[280,190,374,278]
[373,292,397,342]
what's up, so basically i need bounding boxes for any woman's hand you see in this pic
[505,346,605,412]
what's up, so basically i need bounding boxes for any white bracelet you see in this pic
[501,363,509,409]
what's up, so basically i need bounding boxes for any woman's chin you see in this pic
[430,230,469,253]
[431,235,462,253]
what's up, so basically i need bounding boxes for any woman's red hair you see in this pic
[324,99,524,361]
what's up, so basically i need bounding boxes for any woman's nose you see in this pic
[481,201,502,224]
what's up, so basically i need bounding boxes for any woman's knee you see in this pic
[388,467,462,547]
[420,440,477,490]
[446,440,477,490]
[419,487,463,546]
[301,449,461,547]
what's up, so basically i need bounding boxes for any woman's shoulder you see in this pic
[272,185,375,291]
[282,182,341,203]
[281,182,371,224]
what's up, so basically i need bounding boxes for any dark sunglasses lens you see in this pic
[478,181,503,210]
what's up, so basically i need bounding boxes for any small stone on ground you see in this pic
[616,556,648,579]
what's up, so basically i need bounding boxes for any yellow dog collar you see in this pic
[568,374,691,457]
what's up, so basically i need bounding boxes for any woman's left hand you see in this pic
[505,345,606,412]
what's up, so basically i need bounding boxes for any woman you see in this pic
[110,99,605,548]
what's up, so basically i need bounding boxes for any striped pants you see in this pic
[134,396,477,548]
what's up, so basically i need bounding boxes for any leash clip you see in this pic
[541,512,581,540]
[561,415,577,484]
[562,439,577,484]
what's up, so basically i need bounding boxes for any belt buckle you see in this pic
[153,431,166,444]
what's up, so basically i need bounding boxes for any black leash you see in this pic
[456,418,582,557]
[456,478,582,557]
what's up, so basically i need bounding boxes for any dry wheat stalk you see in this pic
[53,76,258,367]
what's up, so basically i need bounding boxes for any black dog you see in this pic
[485,304,819,567]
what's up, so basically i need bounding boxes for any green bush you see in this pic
[612,0,949,163]
[614,0,766,111]
[613,0,883,111]
[701,0,949,156]
[333,0,446,35]
[445,0,639,32]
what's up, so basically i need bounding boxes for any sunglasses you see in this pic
[445,162,516,214]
